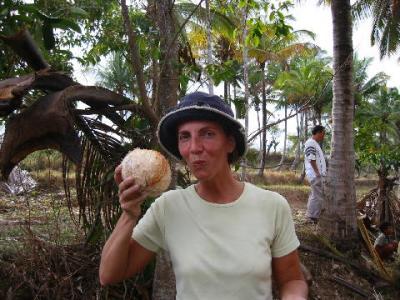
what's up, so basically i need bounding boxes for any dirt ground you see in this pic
[276,186,399,300]
[1,183,399,299]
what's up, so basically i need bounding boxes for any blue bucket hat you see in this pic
[157,92,247,163]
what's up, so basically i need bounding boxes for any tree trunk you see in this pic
[291,108,301,170]
[376,168,391,224]
[152,251,176,300]
[150,1,179,299]
[224,81,228,101]
[205,0,214,95]
[240,4,249,180]
[258,63,267,177]
[154,0,179,114]
[256,108,262,152]
[277,104,288,170]
[319,0,358,251]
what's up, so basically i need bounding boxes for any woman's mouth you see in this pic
[191,160,206,168]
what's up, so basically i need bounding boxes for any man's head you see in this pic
[312,125,325,142]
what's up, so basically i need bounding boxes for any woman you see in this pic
[99,92,308,300]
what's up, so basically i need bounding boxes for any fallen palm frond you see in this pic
[357,217,394,282]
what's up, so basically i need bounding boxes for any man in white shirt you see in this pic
[304,125,326,223]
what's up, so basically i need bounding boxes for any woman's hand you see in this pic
[115,164,148,220]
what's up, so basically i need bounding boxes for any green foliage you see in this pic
[95,51,134,96]
[245,147,260,166]
[231,95,246,118]
[20,149,64,172]
[206,59,242,86]
[0,0,89,76]
[355,86,400,173]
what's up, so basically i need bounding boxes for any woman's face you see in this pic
[177,120,235,181]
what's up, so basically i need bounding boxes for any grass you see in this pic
[0,187,82,251]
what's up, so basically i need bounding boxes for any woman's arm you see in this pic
[272,250,308,300]
[99,165,156,285]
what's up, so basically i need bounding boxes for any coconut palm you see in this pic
[275,52,332,170]
[318,0,358,249]
[353,54,389,106]
[352,0,400,58]
[247,18,317,176]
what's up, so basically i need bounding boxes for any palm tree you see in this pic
[95,52,134,97]
[355,86,400,224]
[352,0,400,58]
[248,23,316,176]
[353,54,389,106]
[274,52,332,171]
[205,0,214,94]
[319,0,358,249]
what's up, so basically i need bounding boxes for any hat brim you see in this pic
[157,106,247,162]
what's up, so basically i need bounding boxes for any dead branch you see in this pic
[247,102,310,143]
[329,275,370,297]
[299,244,385,283]
[0,29,49,71]
[0,70,77,115]
[0,91,81,179]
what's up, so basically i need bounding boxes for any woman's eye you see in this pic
[204,131,215,138]
[178,134,189,142]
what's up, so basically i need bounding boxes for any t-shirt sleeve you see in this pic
[271,195,300,258]
[132,196,166,253]
[305,142,317,161]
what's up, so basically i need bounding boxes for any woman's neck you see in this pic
[195,171,244,204]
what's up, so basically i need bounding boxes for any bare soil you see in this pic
[275,185,399,300]
[1,181,399,299]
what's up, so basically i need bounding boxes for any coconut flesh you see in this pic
[121,148,171,196]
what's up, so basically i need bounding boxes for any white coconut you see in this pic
[121,148,171,196]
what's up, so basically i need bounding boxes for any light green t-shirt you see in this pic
[132,182,300,300]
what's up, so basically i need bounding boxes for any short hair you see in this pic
[379,221,392,232]
[312,125,325,135]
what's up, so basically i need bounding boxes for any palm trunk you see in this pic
[319,0,358,250]
[291,108,301,170]
[205,0,214,95]
[258,63,267,177]
[241,4,249,180]
[256,108,262,149]
[297,111,308,182]
[224,81,228,101]
[277,104,288,170]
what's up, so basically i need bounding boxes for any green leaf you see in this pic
[42,21,55,50]
[20,4,40,14]
[69,7,89,17]
[52,19,81,33]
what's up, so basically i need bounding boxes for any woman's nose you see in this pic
[189,136,203,153]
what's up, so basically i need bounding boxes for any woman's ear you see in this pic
[227,135,236,153]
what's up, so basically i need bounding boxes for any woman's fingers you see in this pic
[118,176,140,195]
[114,164,123,185]
[117,176,147,218]
[119,182,144,203]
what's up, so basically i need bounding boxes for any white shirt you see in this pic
[132,183,300,300]
[304,137,326,180]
